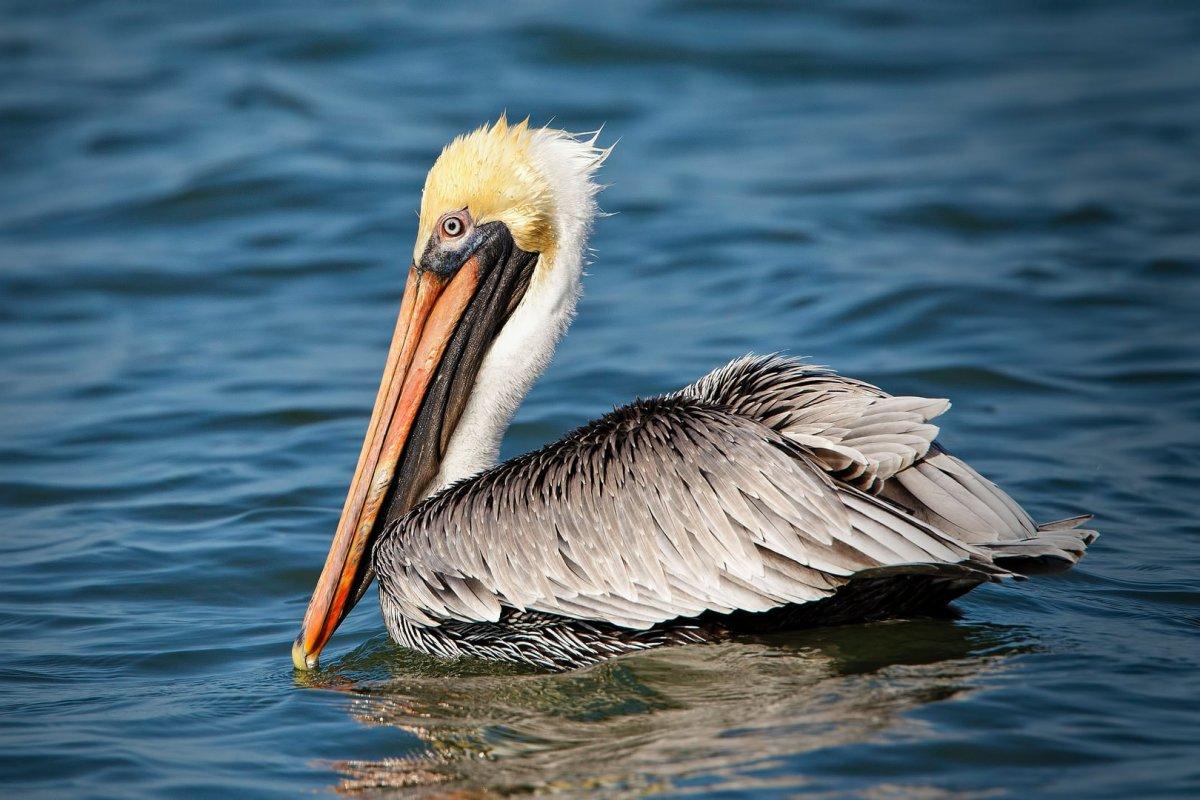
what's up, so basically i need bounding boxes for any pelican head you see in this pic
[293,117,608,669]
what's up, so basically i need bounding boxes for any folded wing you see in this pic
[373,392,1007,632]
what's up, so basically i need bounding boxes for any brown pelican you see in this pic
[292,117,1095,672]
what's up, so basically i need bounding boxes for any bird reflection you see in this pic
[301,619,1031,797]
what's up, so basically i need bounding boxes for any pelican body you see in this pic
[292,118,1095,672]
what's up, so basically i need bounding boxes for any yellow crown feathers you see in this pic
[415,115,556,262]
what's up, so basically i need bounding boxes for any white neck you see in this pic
[426,129,603,494]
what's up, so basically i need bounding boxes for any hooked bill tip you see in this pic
[291,635,318,671]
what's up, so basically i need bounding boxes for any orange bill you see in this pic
[292,259,481,670]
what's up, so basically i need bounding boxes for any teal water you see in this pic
[1,1,1198,797]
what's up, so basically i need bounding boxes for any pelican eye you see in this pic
[440,215,465,238]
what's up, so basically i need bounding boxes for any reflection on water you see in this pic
[303,620,1029,797]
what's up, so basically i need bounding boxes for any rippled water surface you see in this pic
[2,1,1199,797]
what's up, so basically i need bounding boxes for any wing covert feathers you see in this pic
[374,354,1093,634]
[679,354,948,492]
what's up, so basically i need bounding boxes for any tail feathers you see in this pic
[1036,513,1094,532]
[981,515,1097,574]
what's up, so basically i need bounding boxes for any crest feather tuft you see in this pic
[415,115,609,265]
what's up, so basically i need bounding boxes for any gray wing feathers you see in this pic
[679,355,948,492]
[376,399,1001,632]
[784,394,949,491]
[687,356,1088,550]
[880,448,1039,545]
[375,354,1091,634]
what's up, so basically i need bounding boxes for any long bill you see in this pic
[292,223,538,671]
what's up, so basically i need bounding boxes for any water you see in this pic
[1,1,1198,797]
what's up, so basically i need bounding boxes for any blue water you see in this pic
[2,1,1198,797]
